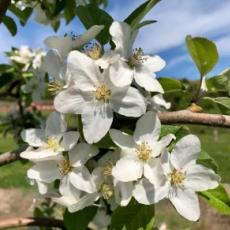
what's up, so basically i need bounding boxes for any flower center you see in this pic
[169,169,186,186]
[136,142,152,162]
[86,43,102,60]
[128,48,147,67]
[47,137,60,151]
[103,162,113,176]
[95,84,111,103]
[101,183,114,199]
[48,81,63,94]
[58,159,73,176]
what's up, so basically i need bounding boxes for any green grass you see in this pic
[189,125,230,183]
[0,134,32,189]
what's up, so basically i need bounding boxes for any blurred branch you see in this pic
[0,145,27,166]
[0,0,11,23]
[158,110,230,128]
[0,217,66,229]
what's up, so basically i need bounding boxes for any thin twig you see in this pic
[0,217,66,229]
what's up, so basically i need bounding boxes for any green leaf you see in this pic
[197,150,218,172]
[2,15,17,36]
[135,20,157,30]
[64,206,97,230]
[199,185,230,215]
[76,4,113,45]
[51,20,60,32]
[160,125,189,139]
[64,0,77,23]
[158,78,183,92]
[124,0,161,28]
[186,35,219,76]
[206,74,230,94]
[202,97,230,110]
[110,199,155,230]
[9,5,32,25]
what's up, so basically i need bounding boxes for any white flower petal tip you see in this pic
[112,158,142,182]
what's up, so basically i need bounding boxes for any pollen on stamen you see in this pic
[84,42,102,60]
[58,159,73,176]
[136,142,152,162]
[47,137,60,151]
[103,162,113,176]
[101,183,114,199]
[128,47,148,67]
[48,81,63,94]
[94,83,111,103]
[169,169,186,186]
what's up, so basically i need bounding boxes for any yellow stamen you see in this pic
[128,48,147,67]
[101,183,114,199]
[103,162,113,176]
[47,137,60,151]
[169,169,186,186]
[136,142,152,162]
[58,159,73,176]
[95,84,111,103]
[48,81,63,94]
[86,44,102,60]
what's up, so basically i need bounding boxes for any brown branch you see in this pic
[0,111,229,167]
[158,110,230,128]
[0,0,11,23]
[0,145,27,166]
[0,217,66,229]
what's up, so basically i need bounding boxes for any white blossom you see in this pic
[133,135,220,221]
[110,111,175,183]
[96,21,165,92]
[20,111,79,161]
[54,50,146,143]
[26,142,99,194]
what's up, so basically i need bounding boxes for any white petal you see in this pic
[95,50,120,69]
[144,159,166,187]
[109,60,133,87]
[170,188,200,221]
[111,87,146,117]
[114,181,133,206]
[61,131,79,151]
[112,158,143,182]
[68,192,99,213]
[69,167,96,193]
[82,104,113,143]
[134,69,164,93]
[171,135,201,169]
[36,180,49,194]
[142,55,166,73]
[27,161,60,182]
[134,111,161,144]
[185,164,220,191]
[21,129,46,147]
[67,50,100,87]
[160,151,174,175]
[153,134,176,157]
[69,143,99,167]
[45,112,67,137]
[42,50,62,79]
[44,36,73,59]
[20,148,61,162]
[133,178,168,205]
[109,129,136,157]
[150,94,171,111]
[54,87,86,114]
[98,150,120,167]
[59,176,81,200]
[109,21,132,58]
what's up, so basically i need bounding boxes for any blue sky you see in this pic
[1,0,230,80]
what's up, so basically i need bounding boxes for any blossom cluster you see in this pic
[20,21,220,225]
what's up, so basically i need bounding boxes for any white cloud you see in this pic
[129,0,230,56]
